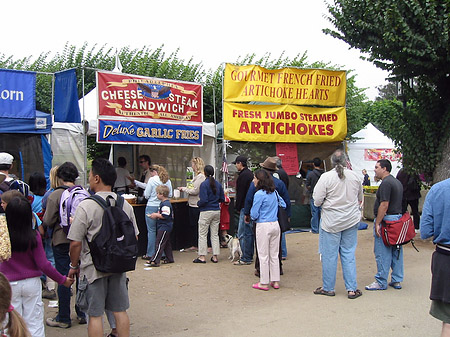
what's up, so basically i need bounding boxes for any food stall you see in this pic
[93,70,213,252]
[221,64,348,229]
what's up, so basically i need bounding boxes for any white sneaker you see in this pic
[365,281,387,291]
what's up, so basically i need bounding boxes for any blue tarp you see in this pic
[0,110,51,134]
[0,110,52,184]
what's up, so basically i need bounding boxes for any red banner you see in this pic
[97,72,202,123]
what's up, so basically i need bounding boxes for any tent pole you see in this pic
[82,67,88,187]
[49,74,55,145]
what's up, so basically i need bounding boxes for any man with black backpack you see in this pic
[68,158,138,337]
[306,157,324,234]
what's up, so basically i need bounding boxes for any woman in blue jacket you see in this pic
[194,165,224,263]
[250,169,285,291]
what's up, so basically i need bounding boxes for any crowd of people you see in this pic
[1,149,450,337]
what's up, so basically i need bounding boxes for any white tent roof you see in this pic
[347,123,402,184]
[351,122,395,147]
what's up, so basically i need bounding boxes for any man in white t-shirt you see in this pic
[113,157,132,195]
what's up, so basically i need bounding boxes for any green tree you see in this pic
[324,0,450,182]
[1,44,369,159]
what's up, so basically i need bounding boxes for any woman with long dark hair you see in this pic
[28,171,47,215]
[193,165,225,263]
[0,196,73,337]
[250,169,285,291]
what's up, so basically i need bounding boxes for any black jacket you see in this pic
[235,167,253,211]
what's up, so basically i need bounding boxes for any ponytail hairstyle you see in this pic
[152,165,169,184]
[0,272,31,337]
[331,149,347,180]
[204,165,217,195]
[5,196,37,252]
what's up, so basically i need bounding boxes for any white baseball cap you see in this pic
[0,153,14,165]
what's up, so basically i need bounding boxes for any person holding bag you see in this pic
[250,169,285,291]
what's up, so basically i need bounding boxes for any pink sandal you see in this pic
[252,283,269,291]
[270,282,280,289]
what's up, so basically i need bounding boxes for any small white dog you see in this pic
[225,234,242,262]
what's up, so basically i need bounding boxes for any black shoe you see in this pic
[210,257,218,263]
[77,317,87,325]
[193,258,206,264]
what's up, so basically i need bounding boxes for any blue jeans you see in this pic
[320,224,358,292]
[53,244,85,323]
[145,205,159,257]
[281,232,287,258]
[310,198,321,233]
[237,209,254,262]
[41,237,56,283]
[373,214,403,288]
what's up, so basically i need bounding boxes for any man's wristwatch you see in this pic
[69,262,80,270]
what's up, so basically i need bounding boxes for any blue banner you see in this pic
[54,69,81,123]
[0,69,36,119]
[97,119,203,146]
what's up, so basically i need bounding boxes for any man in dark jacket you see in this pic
[396,168,421,230]
[233,156,254,265]
[306,157,324,234]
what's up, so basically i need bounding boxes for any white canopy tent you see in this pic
[347,123,402,184]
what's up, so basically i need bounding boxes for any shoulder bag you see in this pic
[381,212,418,251]
[275,191,290,232]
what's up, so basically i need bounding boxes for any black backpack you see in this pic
[87,195,138,273]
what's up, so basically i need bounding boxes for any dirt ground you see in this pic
[45,228,441,337]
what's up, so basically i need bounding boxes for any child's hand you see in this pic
[147,213,159,219]
[63,277,75,288]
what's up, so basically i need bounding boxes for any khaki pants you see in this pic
[256,221,280,284]
[198,210,221,256]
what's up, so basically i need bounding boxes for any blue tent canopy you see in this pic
[0,110,51,134]
[0,110,52,185]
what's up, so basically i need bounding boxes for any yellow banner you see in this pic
[224,64,346,107]
[223,102,347,143]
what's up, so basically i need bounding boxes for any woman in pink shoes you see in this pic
[250,169,285,291]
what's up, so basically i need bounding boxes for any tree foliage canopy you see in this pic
[325,0,450,181]
[1,43,369,159]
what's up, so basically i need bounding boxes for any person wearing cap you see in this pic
[0,152,16,212]
[244,157,291,276]
[232,155,254,265]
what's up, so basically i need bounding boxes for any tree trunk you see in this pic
[434,137,450,183]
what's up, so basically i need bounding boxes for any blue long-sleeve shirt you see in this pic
[244,175,291,217]
[420,178,450,245]
[197,178,225,211]
[250,190,286,223]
